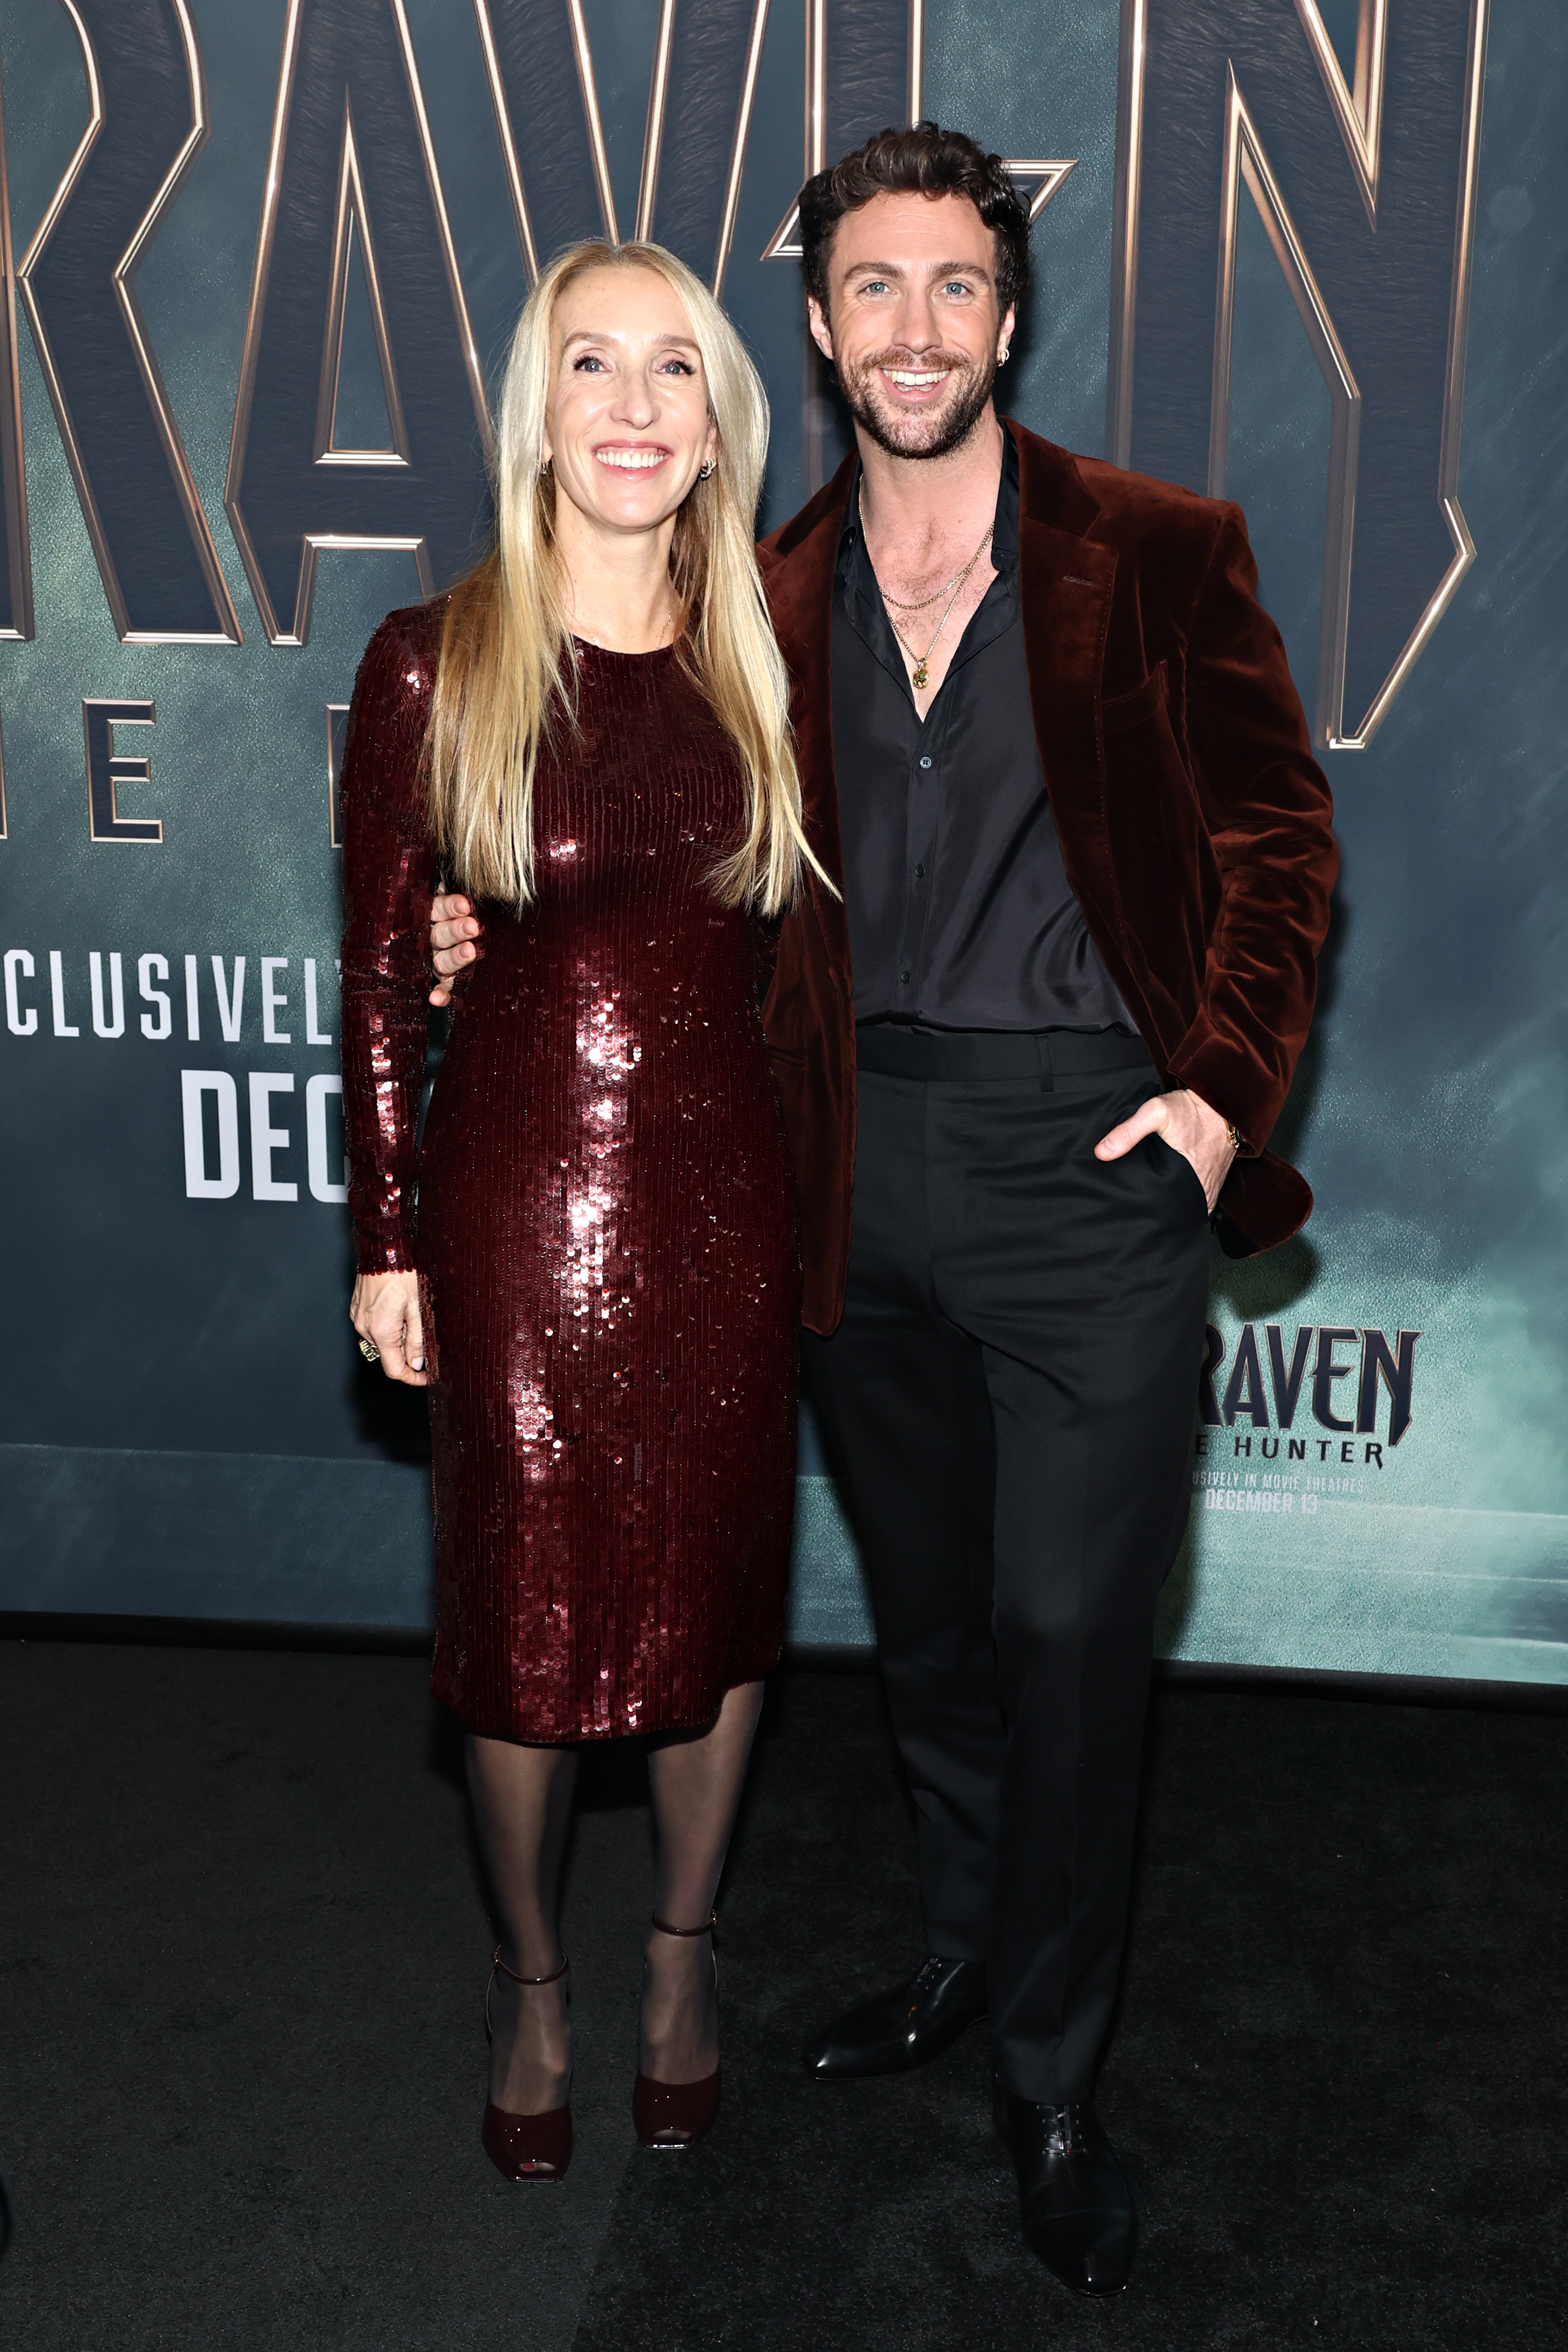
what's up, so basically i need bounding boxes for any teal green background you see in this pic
[1,1,1564,1682]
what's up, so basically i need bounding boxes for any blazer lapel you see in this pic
[1011,422,1126,956]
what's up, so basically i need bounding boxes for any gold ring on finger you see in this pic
[359,1337,381,1364]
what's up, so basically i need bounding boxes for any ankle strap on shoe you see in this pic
[485,1944,568,2041]
[486,1947,573,2042]
[490,1944,569,1987]
[650,1909,717,1938]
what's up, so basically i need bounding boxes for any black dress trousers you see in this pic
[802,1036,1211,2103]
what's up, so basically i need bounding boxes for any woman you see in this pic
[340,240,818,2183]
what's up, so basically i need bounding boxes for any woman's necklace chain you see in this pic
[858,488,993,692]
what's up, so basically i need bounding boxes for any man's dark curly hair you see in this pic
[798,123,1030,318]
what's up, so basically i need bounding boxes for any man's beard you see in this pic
[835,343,998,462]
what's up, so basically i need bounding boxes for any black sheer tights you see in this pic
[465,1679,764,2116]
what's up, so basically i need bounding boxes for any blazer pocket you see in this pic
[1100,659,1169,738]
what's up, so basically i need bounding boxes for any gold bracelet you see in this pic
[1225,1120,1243,1153]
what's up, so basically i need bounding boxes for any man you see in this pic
[432,126,1337,2295]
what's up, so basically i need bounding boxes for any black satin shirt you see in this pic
[831,432,1130,1033]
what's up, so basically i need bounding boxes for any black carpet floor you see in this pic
[1,1644,1564,2350]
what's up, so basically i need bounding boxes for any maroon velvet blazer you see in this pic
[758,419,1340,1337]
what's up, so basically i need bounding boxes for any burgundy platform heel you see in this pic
[633,1910,721,2149]
[480,1945,572,2182]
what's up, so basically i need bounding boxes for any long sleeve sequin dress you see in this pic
[339,604,800,1742]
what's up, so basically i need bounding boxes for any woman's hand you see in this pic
[428,892,484,1009]
[350,1270,430,1385]
[1094,1087,1237,1212]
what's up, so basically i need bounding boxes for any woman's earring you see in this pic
[698,459,716,480]
[539,453,554,477]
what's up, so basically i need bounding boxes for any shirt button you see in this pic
[918,755,933,769]
[914,863,927,878]
[899,968,912,984]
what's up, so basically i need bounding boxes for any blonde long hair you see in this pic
[426,240,817,917]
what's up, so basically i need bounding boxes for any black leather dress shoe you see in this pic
[803,1955,988,2078]
[994,2087,1137,2295]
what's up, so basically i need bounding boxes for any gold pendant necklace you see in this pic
[858,489,994,691]
[890,571,978,692]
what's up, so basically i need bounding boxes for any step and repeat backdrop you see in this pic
[0,0,1564,1682]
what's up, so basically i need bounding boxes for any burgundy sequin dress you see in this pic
[339,604,800,1742]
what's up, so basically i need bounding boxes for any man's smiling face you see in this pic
[807,190,1014,462]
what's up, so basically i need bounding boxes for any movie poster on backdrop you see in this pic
[0,0,1563,1683]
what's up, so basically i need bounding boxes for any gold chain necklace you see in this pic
[858,488,993,691]
[879,530,995,611]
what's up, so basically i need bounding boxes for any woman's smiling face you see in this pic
[543,264,718,535]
